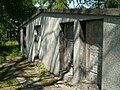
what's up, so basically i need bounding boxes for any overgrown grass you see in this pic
[38,61,47,78]
[0,41,22,64]
[0,78,20,89]
[0,41,22,89]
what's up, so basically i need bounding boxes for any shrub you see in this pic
[0,56,4,65]
[38,61,47,77]
[0,41,23,63]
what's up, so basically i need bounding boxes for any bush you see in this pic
[10,48,22,57]
[0,56,4,65]
[38,61,47,77]
[0,41,22,63]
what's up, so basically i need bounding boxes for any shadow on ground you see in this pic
[0,57,43,90]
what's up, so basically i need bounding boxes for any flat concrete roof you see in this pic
[20,8,120,27]
[38,8,120,16]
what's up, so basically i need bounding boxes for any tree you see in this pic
[107,0,120,8]
[67,0,105,8]
[54,0,68,9]
[33,0,68,9]
[1,0,36,26]
[67,0,120,8]
[0,0,36,45]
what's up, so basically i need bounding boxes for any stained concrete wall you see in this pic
[21,16,83,76]
[20,11,120,90]
[102,17,120,90]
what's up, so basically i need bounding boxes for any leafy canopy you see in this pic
[32,0,68,9]
[1,0,36,26]
[0,0,36,43]
[0,0,119,39]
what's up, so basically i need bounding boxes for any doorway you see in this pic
[34,25,41,59]
[80,19,103,90]
[59,22,74,72]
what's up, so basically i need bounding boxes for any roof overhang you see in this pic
[19,8,120,28]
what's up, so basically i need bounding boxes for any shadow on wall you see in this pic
[38,18,68,74]
[23,18,103,89]
[103,24,120,59]
[78,19,103,90]
[102,24,120,90]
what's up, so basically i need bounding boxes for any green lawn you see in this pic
[0,41,22,64]
[0,41,50,89]
[0,41,23,89]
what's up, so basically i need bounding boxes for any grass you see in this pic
[0,78,21,89]
[0,41,53,89]
[0,41,23,89]
[0,41,22,64]
[38,61,47,77]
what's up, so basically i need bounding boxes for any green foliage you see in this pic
[107,0,120,8]
[33,0,67,9]
[54,0,67,9]
[0,69,21,89]
[9,48,22,58]
[0,25,6,42]
[0,78,18,88]
[38,61,47,77]
[0,41,22,64]
[1,0,36,26]
[0,0,36,44]
[0,56,4,65]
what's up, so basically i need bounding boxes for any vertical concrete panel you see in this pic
[42,18,62,74]
[20,28,23,53]
[25,25,29,56]
[85,20,103,89]
[26,21,36,61]
[102,19,120,90]
[71,20,85,84]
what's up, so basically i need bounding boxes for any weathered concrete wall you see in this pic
[102,17,120,90]
[20,11,120,90]
[22,16,82,75]
[21,14,103,88]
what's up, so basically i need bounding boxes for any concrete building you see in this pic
[20,9,120,90]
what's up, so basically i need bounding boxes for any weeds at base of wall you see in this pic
[38,61,48,78]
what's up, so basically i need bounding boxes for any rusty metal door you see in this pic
[59,22,74,71]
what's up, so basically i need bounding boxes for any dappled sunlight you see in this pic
[0,57,44,89]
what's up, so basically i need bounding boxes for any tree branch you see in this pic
[60,0,69,9]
